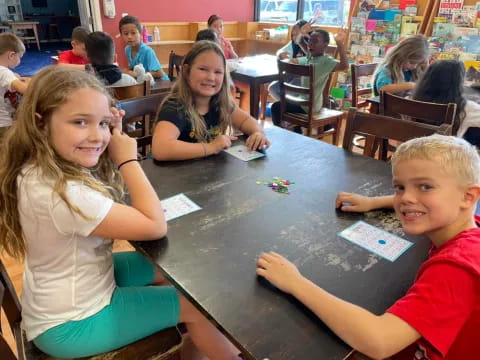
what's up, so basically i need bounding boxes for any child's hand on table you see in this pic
[246,132,270,151]
[256,252,303,294]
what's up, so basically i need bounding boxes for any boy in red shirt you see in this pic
[257,135,480,360]
[58,26,89,69]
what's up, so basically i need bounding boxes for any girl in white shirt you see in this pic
[412,59,480,145]
[0,66,240,359]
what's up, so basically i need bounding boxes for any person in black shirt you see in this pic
[153,41,270,161]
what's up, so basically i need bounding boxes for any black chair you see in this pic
[168,51,184,81]
[117,93,167,157]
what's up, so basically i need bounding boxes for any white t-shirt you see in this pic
[0,66,18,127]
[457,100,480,138]
[18,166,115,340]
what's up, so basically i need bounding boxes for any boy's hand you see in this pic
[208,135,238,154]
[335,192,374,212]
[278,51,291,60]
[334,29,347,46]
[108,128,138,166]
[246,131,270,151]
[110,107,125,133]
[256,252,303,294]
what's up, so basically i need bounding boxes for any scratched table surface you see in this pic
[134,126,430,360]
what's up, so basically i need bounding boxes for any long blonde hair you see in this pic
[160,40,235,142]
[375,34,429,86]
[0,66,123,261]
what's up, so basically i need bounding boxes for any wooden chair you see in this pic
[168,51,184,82]
[277,59,343,144]
[0,259,182,360]
[379,91,457,126]
[111,81,151,101]
[118,93,166,157]
[351,63,377,109]
[350,63,378,150]
[343,108,452,159]
[377,91,457,159]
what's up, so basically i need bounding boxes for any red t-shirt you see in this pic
[220,36,235,59]
[58,50,88,65]
[388,221,480,360]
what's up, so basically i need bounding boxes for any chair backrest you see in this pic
[379,91,457,126]
[168,51,184,81]
[111,81,151,101]
[117,93,167,157]
[278,59,315,120]
[343,108,452,158]
[351,63,377,108]
[0,259,22,360]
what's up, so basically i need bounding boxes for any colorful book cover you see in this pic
[438,0,464,20]
[451,5,476,26]
[456,27,479,37]
[432,22,457,38]
[401,16,420,35]
[351,17,367,34]
[476,2,480,27]
[405,5,418,16]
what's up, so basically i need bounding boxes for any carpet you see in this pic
[13,42,71,76]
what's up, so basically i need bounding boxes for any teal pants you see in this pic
[34,252,180,358]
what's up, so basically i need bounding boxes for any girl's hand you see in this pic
[209,135,238,154]
[278,51,291,60]
[110,107,125,133]
[108,128,138,166]
[335,192,374,212]
[246,132,270,151]
[300,19,315,36]
[256,252,303,294]
[334,29,347,45]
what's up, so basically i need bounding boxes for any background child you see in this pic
[268,19,308,101]
[119,15,168,80]
[152,41,270,161]
[208,14,238,59]
[58,26,89,69]
[271,28,348,129]
[412,59,480,145]
[373,34,429,96]
[0,33,28,139]
[259,135,480,359]
[0,66,241,360]
[85,31,137,87]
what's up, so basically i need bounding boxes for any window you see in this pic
[257,0,350,27]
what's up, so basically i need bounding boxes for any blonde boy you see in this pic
[258,135,480,359]
[58,26,89,69]
[0,33,28,137]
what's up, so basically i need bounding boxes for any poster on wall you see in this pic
[438,0,464,20]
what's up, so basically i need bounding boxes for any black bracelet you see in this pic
[117,159,139,170]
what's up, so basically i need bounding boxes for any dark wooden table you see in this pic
[231,55,279,119]
[134,126,430,360]
[152,79,174,94]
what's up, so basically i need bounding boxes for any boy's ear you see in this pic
[461,184,480,209]
[71,40,76,48]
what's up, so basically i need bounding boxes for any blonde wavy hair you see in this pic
[0,66,123,261]
[375,34,429,86]
[160,40,235,142]
[392,135,480,187]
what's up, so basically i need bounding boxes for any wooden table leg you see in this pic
[33,24,40,51]
[250,80,261,119]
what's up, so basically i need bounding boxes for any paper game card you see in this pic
[161,193,201,222]
[224,144,265,161]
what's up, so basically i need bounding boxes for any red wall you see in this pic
[100,0,254,67]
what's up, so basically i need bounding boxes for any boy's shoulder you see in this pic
[423,226,480,277]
